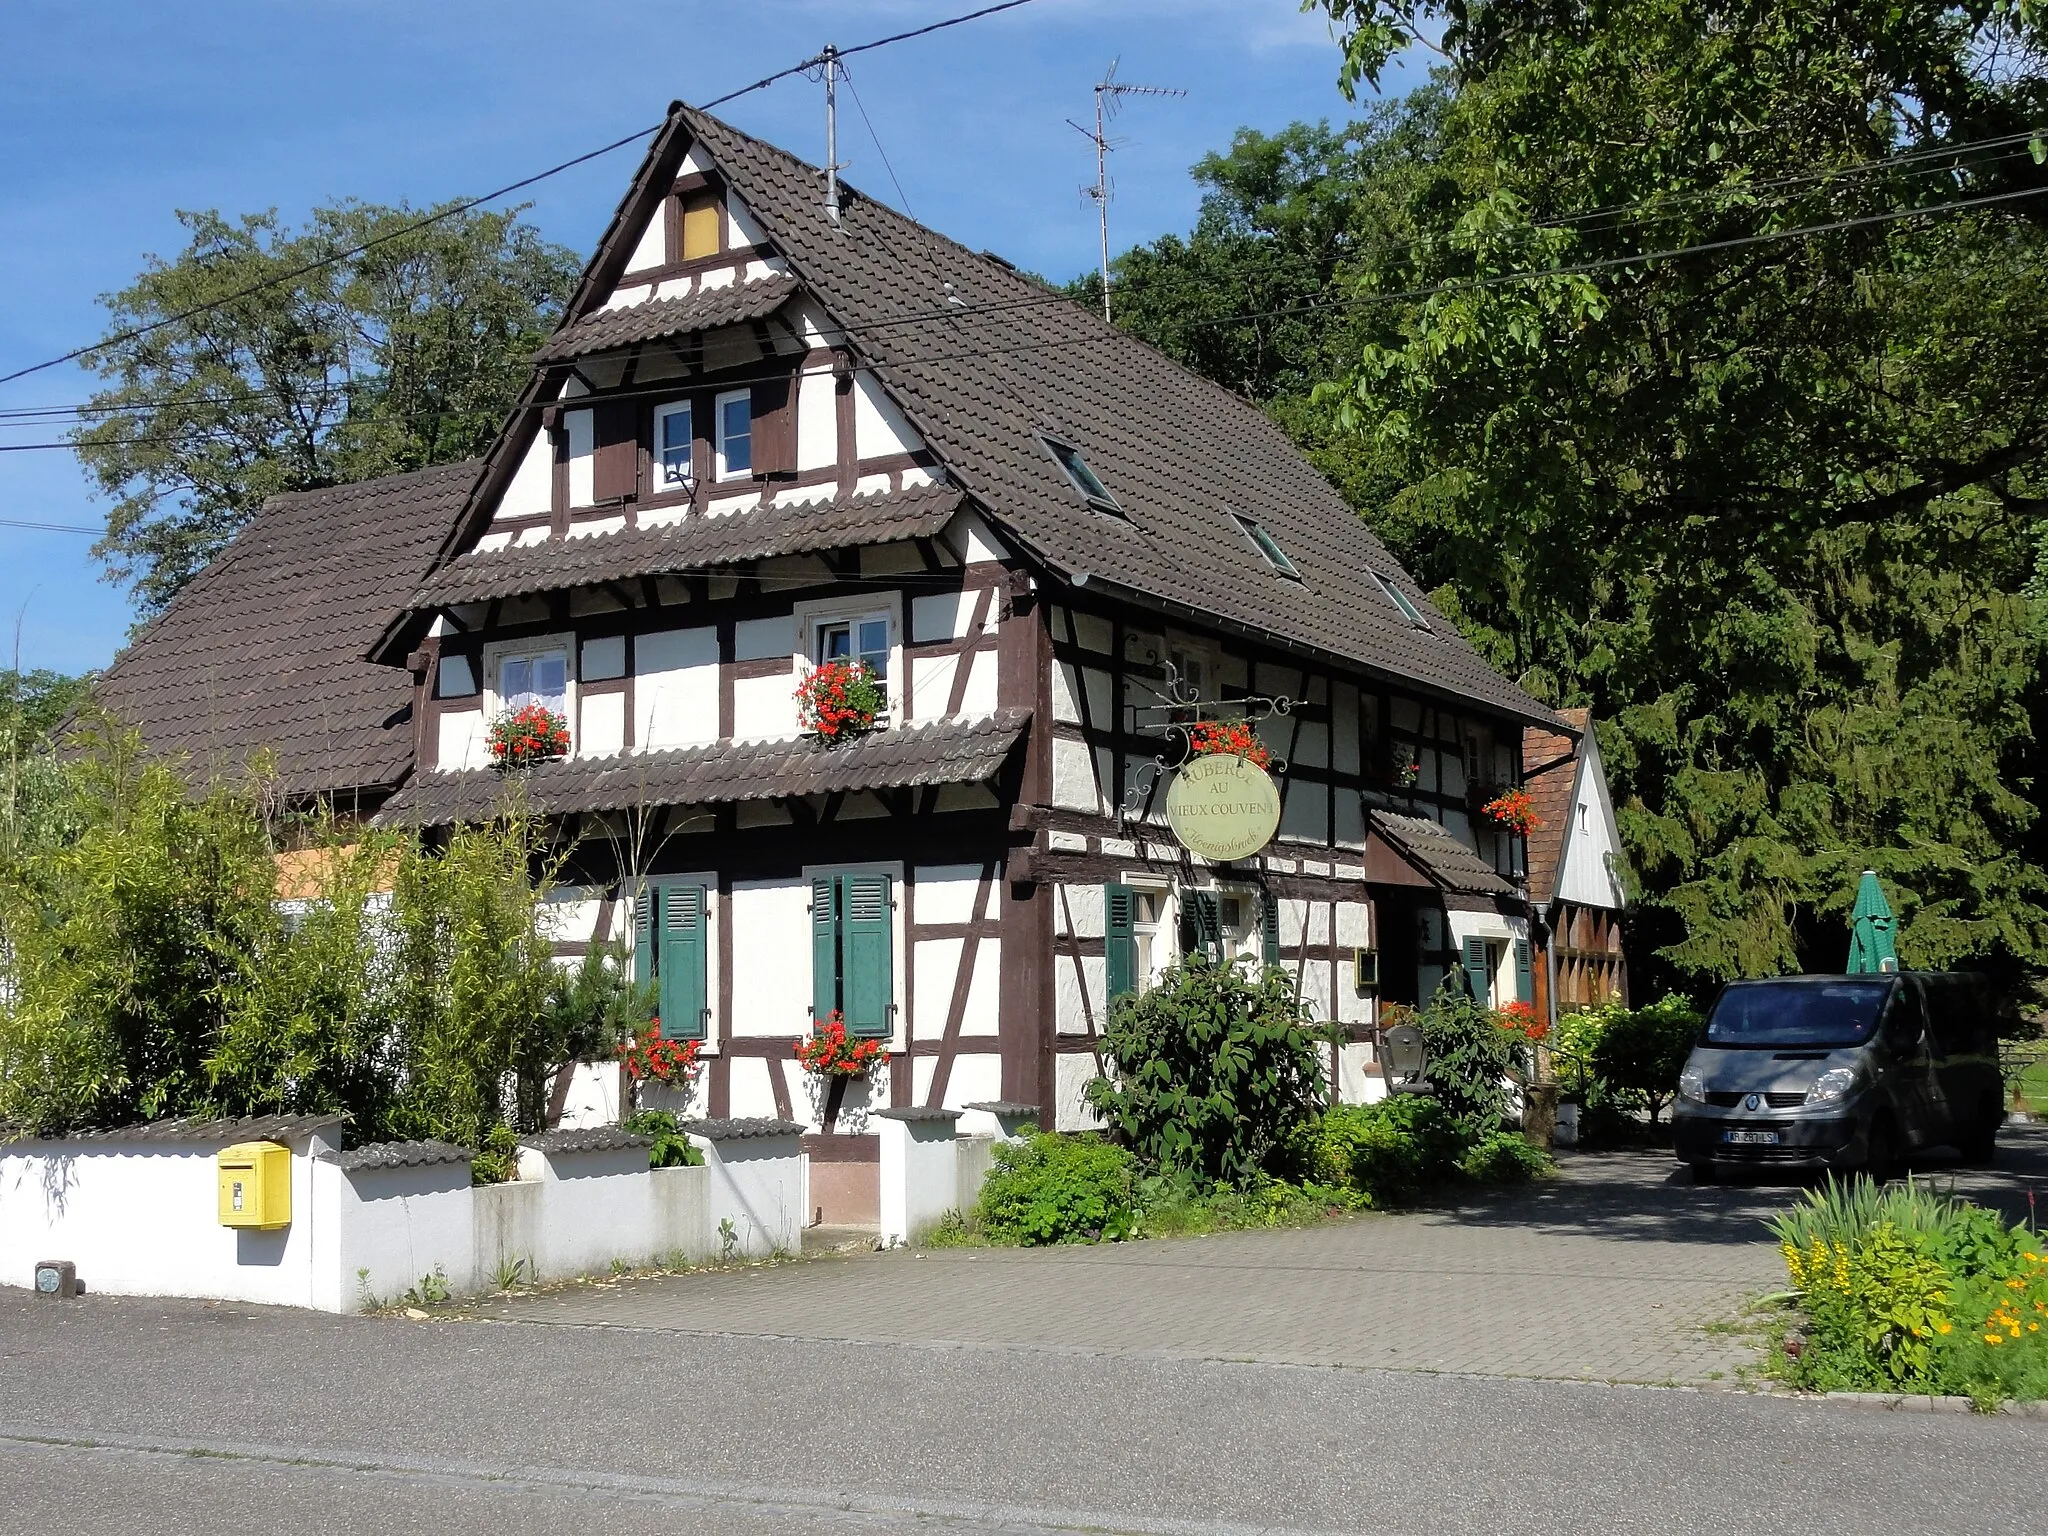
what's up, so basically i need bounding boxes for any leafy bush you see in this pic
[1304,1095,1468,1201]
[1772,1176,2048,1403]
[1133,1172,1364,1237]
[974,1129,1137,1244]
[621,1109,703,1169]
[1459,1130,1554,1184]
[1589,995,1701,1126]
[1416,981,1525,1134]
[1086,954,1325,1185]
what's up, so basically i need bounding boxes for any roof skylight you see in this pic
[1230,512,1301,580]
[1039,434,1121,514]
[1372,570,1431,630]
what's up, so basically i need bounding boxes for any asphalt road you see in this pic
[1,1285,2041,1535]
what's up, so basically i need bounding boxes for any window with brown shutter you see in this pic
[592,402,639,503]
[749,372,796,478]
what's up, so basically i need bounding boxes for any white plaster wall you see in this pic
[1052,736,1108,814]
[1055,952,1107,1038]
[688,1133,804,1257]
[1338,1042,1389,1106]
[1054,1053,1107,1131]
[565,408,594,507]
[335,1162,476,1308]
[437,708,487,772]
[1557,739,1628,910]
[734,614,793,660]
[796,369,838,472]
[905,652,957,722]
[0,1127,338,1307]
[580,691,626,757]
[729,878,812,1036]
[732,673,797,740]
[913,864,985,924]
[941,1052,1004,1109]
[878,1118,960,1246]
[636,626,719,750]
[623,206,666,273]
[556,1061,624,1130]
[911,590,992,643]
[496,432,554,521]
[943,510,1008,566]
[852,373,921,457]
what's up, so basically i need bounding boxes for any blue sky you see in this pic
[0,0,1421,676]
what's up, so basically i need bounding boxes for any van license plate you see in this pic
[1724,1130,1779,1146]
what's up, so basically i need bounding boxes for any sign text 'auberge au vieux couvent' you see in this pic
[1164,751,1283,863]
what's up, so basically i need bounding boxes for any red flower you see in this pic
[794,1010,886,1076]
[796,662,885,741]
[619,1027,702,1086]
[489,704,571,769]
[1493,999,1548,1042]
[1481,787,1541,834]
[1185,718,1273,768]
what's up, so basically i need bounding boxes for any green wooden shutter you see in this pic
[1261,896,1282,968]
[1177,890,1221,961]
[1105,883,1137,1001]
[1513,937,1533,1004]
[633,883,656,988]
[1462,936,1492,1006]
[842,873,893,1038]
[659,883,710,1040]
[811,875,839,1024]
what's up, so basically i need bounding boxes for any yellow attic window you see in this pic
[680,195,721,261]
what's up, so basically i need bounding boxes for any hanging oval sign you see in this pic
[1165,752,1282,862]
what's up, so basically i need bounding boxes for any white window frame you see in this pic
[1372,569,1431,631]
[792,594,903,721]
[652,400,694,493]
[482,632,577,729]
[1122,878,1173,992]
[714,387,752,481]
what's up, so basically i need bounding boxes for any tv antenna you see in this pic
[807,44,851,223]
[1068,59,1185,324]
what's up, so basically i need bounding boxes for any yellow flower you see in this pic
[2031,1323,2041,1333]
[1986,1334,2004,1346]
[2007,1277,2026,1289]
[1937,1322,1952,1334]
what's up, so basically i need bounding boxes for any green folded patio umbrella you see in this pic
[1845,869,1899,974]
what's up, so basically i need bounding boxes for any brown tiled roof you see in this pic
[416,483,963,606]
[91,463,476,802]
[530,273,801,363]
[1373,811,1518,896]
[376,709,1030,827]
[1521,707,1588,904]
[672,108,1557,728]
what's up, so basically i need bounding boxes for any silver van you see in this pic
[1671,973,2004,1182]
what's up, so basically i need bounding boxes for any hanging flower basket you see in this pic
[620,1025,702,1088]
[1184,718,1273,769]
[796,661,885,742]
[1481,786,1541,835]
[794,1011,886,1077]
[489,704,570,770]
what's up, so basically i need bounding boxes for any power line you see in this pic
[6,126,2039,429]
[0,518,100,533]
[838,62,915,219]
[0,0,1048,392]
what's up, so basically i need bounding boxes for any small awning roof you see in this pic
[531,274,802,363]
[412,483,964,607]
[1370,811,1519,897]
[375,710,1031,827]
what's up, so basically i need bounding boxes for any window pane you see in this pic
[857,619,888,678]
[500,657,531,705]
[535,654,568,705]
[658,405,692,487]
[818,623,851,663]
[719,394,752,477]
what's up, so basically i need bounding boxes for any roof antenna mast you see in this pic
[814,43,848,223]
[1068,59,1185,324]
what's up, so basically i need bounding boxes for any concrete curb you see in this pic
[1822,1391,2048,1418]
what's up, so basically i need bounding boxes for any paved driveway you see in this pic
[463,1126,2048,1385]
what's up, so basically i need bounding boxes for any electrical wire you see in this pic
[839,62,916,220]
[0,518,100,533]
[4,175,2043,457]
[0,0,1049,391]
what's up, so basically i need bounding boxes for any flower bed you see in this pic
[1184,718,1272,769]
[489,704,569,769]
[796,661,885,742]
[1772,1177,2048,1405]
[794,1011,885,1077]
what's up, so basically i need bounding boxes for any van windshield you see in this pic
[1703,980,1892,1048]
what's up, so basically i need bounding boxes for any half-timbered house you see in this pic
[1522,709,1629,1024]
[345,102,1567,1218]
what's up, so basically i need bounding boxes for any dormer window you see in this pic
[715,389,752,480]
[654,401,694,490]
[1372,569,1430,631]
[1040,434,1121,514]
[1231,512,1300,579]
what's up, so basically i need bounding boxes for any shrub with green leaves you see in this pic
[1086,953,1325,1185]
[1590,995,1701,1126]
[1304,1095,1469,1200]
[1416,981,1524,1135]
[621,1109,704,1169]
[1458,1130,1554,1184]
[975,1129,1137,1245]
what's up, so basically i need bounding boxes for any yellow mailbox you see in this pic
[217,1141,292,1229]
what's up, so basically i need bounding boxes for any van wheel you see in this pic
[1690,1162,1718,1186]
[1958,1097,2000,1166]
[1862,1114,1902,1182]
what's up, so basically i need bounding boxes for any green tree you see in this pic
[1219,0,2048,989]
[74,202,580,612]
[0,667,89,868]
